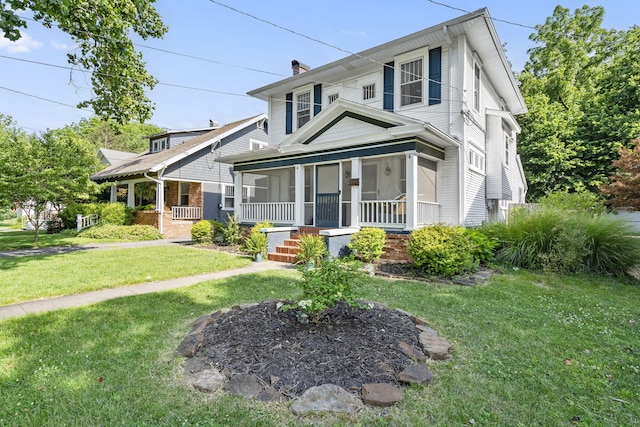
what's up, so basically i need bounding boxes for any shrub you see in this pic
[191,220,215,244]
[222,214,242,245]
[466,228,497,265]
[481,206,640,276]
[100,203,135,225]
[243,230,268,256]
[295,234,327,265]
[289,257,365,316]
[251,220,273,234]
[539,190,607,216]
[348,227,386,263]
[408,225,477,277]
[78,224,162,241]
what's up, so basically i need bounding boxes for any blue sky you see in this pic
[0,0,638,134]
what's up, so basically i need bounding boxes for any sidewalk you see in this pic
[0,240,295,320]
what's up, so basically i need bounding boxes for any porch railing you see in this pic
[76,214,100,232]
[171,206,201,220]
[416,201,440,225]
[360,200,406,228]
[240,202,295,224]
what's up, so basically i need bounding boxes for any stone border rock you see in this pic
[176,301,453,416]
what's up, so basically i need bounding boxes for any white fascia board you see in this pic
[486,109,522,133]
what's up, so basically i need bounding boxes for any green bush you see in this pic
[480,207,640,276]
[348,227,386,263]
[222,214,242,245]
[290,257,365,316]
[466,228,497,265]
[539,190,607,216]
[60,203,134,229]
[408,225,478,277]
[250,220,273,234]
[100,203,135,225]
[295,234,327,265]
[78,224,162,241]
[191,220,214,243]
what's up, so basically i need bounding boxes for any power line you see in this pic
[426,0,537,30]
[0,85,92,112]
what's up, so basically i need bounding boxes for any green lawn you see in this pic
[0,229,128,251]
[1,269,638,426]
[0,246,252,305]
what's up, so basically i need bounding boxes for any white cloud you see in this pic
[0,31,43,53]
[51,41,74,51]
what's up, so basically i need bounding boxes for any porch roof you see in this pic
[90,114,266,183]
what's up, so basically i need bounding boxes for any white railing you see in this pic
[360,200,406,228]
[416,201,440,225]
[171,206,201,220]
[240,202,295,224]
[76,214,100,232]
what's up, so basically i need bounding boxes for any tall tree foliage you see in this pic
[0,114,101,242]
[67,117,163,154]
[517,5,637,200]
[0,0,167,123]
[600,139,640,210]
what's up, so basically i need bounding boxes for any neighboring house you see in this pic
[220,9,527,231]
[91,114,268,237]
[97,148,138,167]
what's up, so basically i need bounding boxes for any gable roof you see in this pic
[91,114,266,182]
[218,100,458,166]
[248,8,526,115]
[97,148,137,166]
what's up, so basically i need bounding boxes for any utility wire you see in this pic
[0,85,92,112]
[426,0,537,30]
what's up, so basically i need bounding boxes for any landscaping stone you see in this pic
[419,331,452,360]
[397,364,432,385]
[415,324,438,335]
[188,368,226,393]
[175,332,204,357]
[224,374,262,399]
[398,341,427,362]
[361,383,404,407]
[256,386,287,403]
[289,384,363,415]
[183,356,211,374]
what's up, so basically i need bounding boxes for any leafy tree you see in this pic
[0,115,102,241]
[68,117,163,154]
[0,0,167,123]
[600,139,640,210]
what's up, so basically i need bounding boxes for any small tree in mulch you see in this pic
[282,257,366,322]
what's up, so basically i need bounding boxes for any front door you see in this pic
[316,164,340,227]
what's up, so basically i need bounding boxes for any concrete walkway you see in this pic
[0,239,294,320]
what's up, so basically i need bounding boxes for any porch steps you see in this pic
[267,227,326,264]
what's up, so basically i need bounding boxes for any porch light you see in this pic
[344,169,351,179]
[384,162,391,176]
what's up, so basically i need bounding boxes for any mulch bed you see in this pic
[195,300,422,398]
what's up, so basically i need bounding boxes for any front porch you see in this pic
[233,152,443,231]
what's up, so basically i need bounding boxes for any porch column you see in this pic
[127,182,135,208]
[233,171,243,221]
[405,153,418,230]
[350,157,361,228]
[109,185,117,203]
[156,180,164,235]
[294,164,305,226]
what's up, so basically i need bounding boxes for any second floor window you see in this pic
[400,58,423,106]
[297,92,311,129]
[473,63,481,112]
[362,83,376,101]
[504,134,510,166]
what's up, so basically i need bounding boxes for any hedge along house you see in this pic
[219,9,527,242]
[91,114,268,238]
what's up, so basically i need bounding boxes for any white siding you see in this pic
[310,117,384,145]
[438,146,460,224]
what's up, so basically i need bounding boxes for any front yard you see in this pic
[1,259,638,426]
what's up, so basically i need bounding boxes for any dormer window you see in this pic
[297,92,311,128]
[400,58,423,106]
[152,137,167,153]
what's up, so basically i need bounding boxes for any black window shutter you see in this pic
[383,61,394,110]
[429,47,442,105]
[285,92,293,134]
[313,84,322,115]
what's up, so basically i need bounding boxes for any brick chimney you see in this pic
[292,59,310,75]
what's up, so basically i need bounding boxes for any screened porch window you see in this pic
[417,157,437,202]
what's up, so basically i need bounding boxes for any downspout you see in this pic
[144,166,166,235]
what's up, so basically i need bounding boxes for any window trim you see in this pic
[393,47,429,110]
[473,53,482,113]
[291,84,315,132]
[468,147,486,174]
[151,137,167,153]
[400,57,424,107]
[249,138,267,151]
[296,91,311,129]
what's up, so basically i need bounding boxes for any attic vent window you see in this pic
[362,83,376,101]
[400,58,423,106]
[328,93,339,104]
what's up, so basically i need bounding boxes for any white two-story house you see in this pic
[220,8,527,232]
